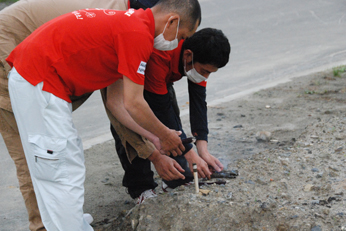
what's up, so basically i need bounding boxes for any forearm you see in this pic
[122,79,172,141]
[122,76,184,155]
[195,140,208,157]
[106,80,158,143]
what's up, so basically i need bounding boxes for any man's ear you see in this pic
[183,49,193,64]
[166,14,180,28]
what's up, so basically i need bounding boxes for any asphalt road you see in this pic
[1,0,346,230]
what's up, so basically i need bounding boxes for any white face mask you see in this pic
[154,16,180,51]
[184,56,208,83]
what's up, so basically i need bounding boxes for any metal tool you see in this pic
[181,136,197,144]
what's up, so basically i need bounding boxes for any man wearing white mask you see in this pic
[108,28,231,203]
[6,0,201,230]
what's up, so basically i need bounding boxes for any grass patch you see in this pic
[0,0,18,3]
[333,65,346,77]
[304,90,315,94]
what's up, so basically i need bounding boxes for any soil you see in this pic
[82,68,346,231]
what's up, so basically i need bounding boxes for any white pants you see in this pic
[8,67,93,231]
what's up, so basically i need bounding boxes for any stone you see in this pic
[316,172,323,178]
[303,184,314,191]
[199,189,211,196]
[256,131,272,142]
[255,177,267,185]
[276,223,288,231]
[323,208,330,215]
[311,226,322,231]
[290,215,298,219]
[226,192,233,200]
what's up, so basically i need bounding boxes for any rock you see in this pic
[226,192,233,200]
[279,152,291,157]
[233,124,243,128]
[245,180,255,185]
[323,208,330,215]
[316,172,323,178]
[260,202,270,211]
[311,168,319,172]
[328,166,339,172]
[255,177,267,185]
[255,131,272,142]
[303,184,314,192]
[335,146,343,152]
[329,171,339,177]
[199,189,211,196]
[314,213,324,219]
[101,177,112,185]
[311,226,322,231]
[279,179,288,190]
[318,200,328,205]
[280,159,290,166]
[335,191,344,196]
[276,223,288,231]
[280,193,291,200]
[335,135,345,140]
[311,200,319,205]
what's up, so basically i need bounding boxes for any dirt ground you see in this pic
[82,67,346,231]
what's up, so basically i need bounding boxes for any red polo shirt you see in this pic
[144,40,207,95]
[7,8,155,102]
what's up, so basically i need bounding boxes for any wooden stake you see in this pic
[193,163,199,194]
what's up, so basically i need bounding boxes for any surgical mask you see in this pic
[184,56,207,83]
[154,16,180,51]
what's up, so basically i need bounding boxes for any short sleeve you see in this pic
[144,50,171,94]
[116,31,153,85]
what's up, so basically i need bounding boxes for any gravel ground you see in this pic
[82,68,346,231]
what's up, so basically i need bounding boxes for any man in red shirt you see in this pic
[109,28,231,202]
[6,0,201,230]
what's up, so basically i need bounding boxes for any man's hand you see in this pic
[148,150,185,181]
[121,76,185,155]
[149,136,161,151]
[184,149,212,179]
[196,140,224,172]
[159,129,185,157]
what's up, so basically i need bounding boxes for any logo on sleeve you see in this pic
[125,9,135,17]
[137,61,147,75]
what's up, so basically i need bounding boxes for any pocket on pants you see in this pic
[28,134,68,182]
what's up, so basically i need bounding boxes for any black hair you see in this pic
[154,0,201,30]
[182,28,230,68]
[129,0,159,9]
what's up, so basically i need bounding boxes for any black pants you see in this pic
[112,84,193,198]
